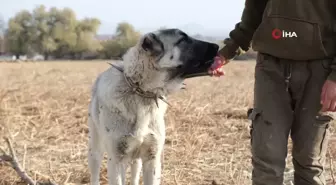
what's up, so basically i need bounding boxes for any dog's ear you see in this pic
[141,33,164,56]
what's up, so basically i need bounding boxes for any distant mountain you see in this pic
[95,23,229,42]
[177,23,228,40]
[191,34,217,42]
[95,33,224,43]
[98,22,229,41]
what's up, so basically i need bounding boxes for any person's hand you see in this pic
[320,79,336,112]
[208,56,227,77]
[217,48,231,64]
[208,38,242,77]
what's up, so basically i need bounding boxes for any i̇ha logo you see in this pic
[272,29,297,39]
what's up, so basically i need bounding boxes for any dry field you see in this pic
[0,61,335,185]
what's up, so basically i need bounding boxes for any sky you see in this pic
[0,0,245,37]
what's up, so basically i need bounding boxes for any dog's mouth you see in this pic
[177,55,226,79]
[178,42,221,79]
[179,59,214,78]
[169,41,222,79]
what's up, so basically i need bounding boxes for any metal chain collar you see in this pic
[107,62,170,107]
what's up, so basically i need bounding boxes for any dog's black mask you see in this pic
[177,38,219,79]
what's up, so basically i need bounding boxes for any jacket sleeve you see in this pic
[327,58,336,81]
[327,10,336,81]
[228,0,269,52]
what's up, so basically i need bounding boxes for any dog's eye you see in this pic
[175,37,191,46]
[175,33,191,46]
[175,38,185,46]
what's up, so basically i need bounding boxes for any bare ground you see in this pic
[0,61,335,185]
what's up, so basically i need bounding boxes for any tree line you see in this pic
[0,5,141,60]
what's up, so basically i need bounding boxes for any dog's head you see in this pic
[123,28,219,94]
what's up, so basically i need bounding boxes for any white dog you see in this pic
[87,28,219,185]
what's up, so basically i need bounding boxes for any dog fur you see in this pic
[87,28,219,185]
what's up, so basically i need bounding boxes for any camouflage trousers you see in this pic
[248,52,333,185]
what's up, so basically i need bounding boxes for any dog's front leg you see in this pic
[88,116,103,185]
[141,116,165,185]
[141,135,163,185]
[106,143,127,185]
[142,153,162,185]
[106,156,126,185]
[130,158,142,185]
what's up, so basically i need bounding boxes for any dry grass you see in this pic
[0,60,335,185]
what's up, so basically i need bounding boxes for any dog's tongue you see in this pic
[208,56,225,77]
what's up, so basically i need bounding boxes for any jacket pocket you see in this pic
[251,16,328,61]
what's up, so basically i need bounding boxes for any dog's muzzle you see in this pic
[179,42,219,79]
[179,59,215,78]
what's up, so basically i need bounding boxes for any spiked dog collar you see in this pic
[107,62,170,107]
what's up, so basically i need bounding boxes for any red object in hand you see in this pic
[209,56,225,77]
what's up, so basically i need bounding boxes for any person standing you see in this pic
[216,0,336,184]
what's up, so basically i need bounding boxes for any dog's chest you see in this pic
[133,98,167,124]
[104,96,167,132]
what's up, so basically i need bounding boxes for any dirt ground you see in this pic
[0,61,335,185]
